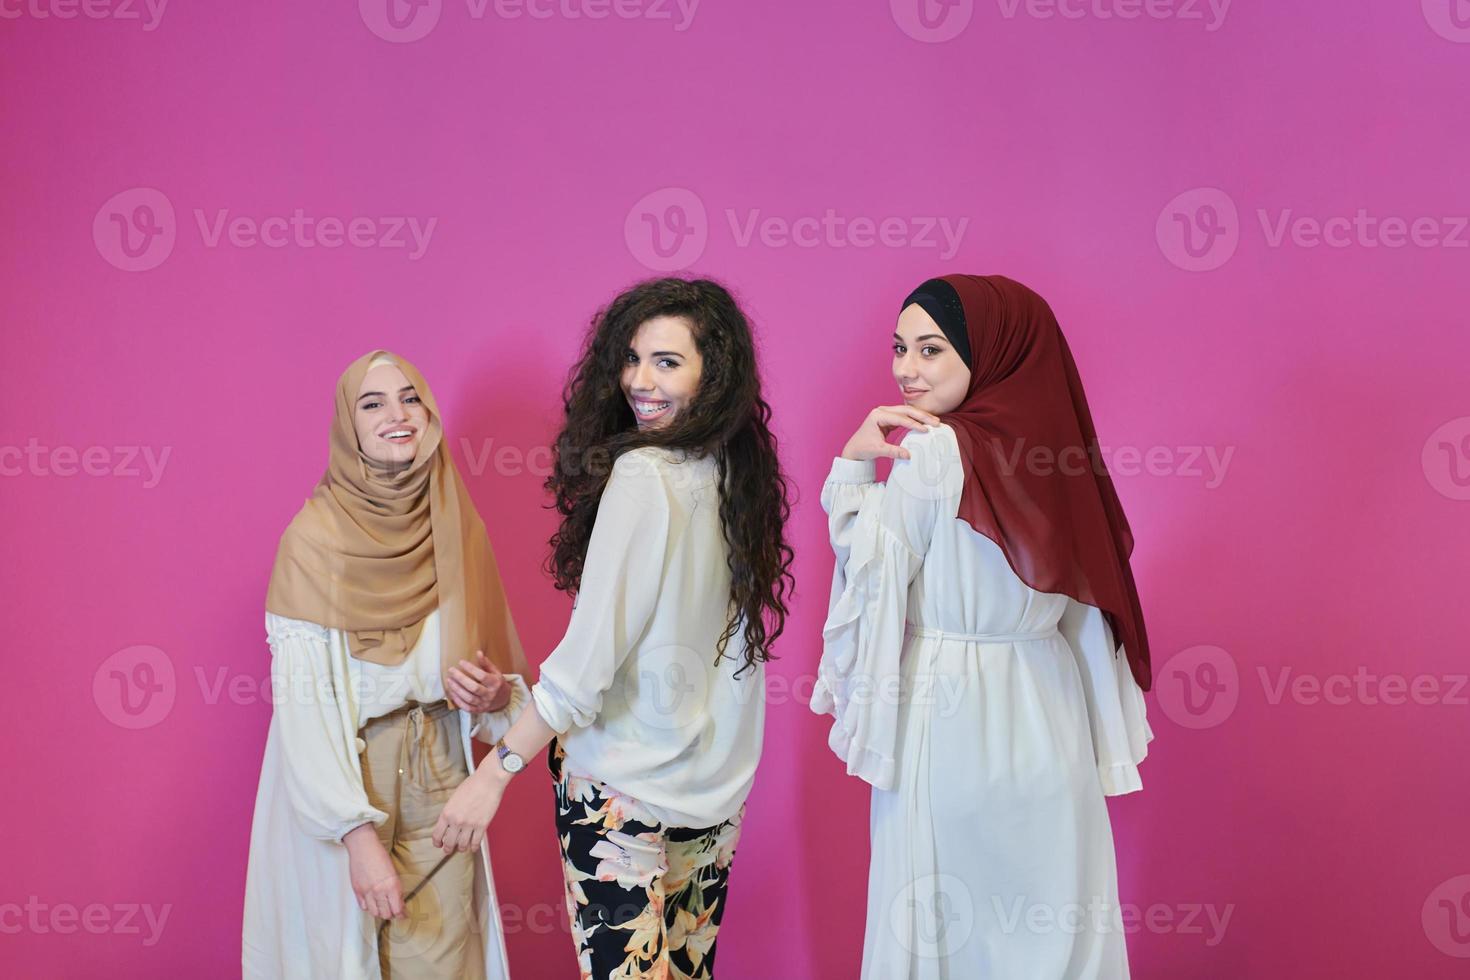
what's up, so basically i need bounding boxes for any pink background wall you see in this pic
[4,0,1469,976]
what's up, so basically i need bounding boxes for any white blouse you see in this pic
[531,447,765,829]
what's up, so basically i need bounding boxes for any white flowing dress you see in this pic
[811,422,1154,980]
[242,606,531,980]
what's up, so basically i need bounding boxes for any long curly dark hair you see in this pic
[543,277,795,675]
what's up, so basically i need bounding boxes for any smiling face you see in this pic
[893,303,972,415]
[353,361,430,465]
[620,315,704,430]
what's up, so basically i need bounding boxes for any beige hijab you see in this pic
[265,350,528,685]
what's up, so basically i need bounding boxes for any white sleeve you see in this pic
[810,426,957,790]
[468,673,533,745]
[530,450,673,734]
[264,612,387,842]
[1057,598,1155,796]
[820,455,881,579]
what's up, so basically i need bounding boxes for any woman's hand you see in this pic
[432,766,507,855]
[343,823,405,920]
[841,405,942,462]
[446,651,510,713]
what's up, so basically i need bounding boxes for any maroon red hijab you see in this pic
[914,274,1151,691]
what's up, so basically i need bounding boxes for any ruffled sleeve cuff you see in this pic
[811,675,898,791]
[809,511,915,793]
[1057,600,1157,798]
[826,456,878,485]
[1099,763,1142,796]
[468,673,533,745]
[331,813,388,844]
[1099,660,1155,797]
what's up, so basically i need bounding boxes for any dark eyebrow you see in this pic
[628,349,685,359]
[893,333,948,343]
[356,385,416,403]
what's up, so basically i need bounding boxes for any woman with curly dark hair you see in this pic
[434,276,794,978]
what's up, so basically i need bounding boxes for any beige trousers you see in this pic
[359,700,485,980]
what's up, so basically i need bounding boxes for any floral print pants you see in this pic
[549,739,743,980]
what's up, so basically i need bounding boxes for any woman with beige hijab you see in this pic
[243,351,532,980]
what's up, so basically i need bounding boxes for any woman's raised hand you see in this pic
[446,651,510,713]
[840,406,942,462]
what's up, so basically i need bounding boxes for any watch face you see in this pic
[502,751,525,773]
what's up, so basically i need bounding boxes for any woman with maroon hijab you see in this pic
[812,275,1154,978]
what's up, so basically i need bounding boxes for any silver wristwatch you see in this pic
[494,738,525,775]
